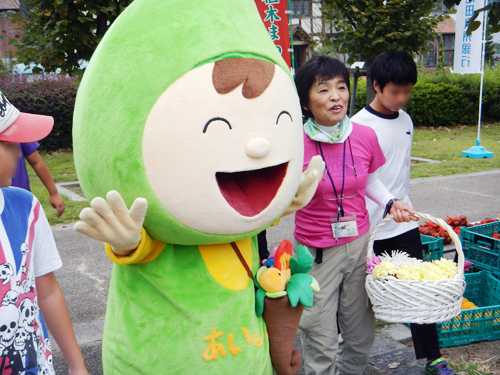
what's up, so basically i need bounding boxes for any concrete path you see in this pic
[49,170,500,374]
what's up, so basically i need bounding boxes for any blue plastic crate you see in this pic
[460,221,500,278]
[437,271,500,347]
[420,234,444,261]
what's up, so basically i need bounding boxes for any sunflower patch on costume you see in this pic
[198,239,253,291]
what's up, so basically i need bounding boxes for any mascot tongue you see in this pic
[216,162,288,217]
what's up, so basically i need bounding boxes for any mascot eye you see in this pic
[276,111,292,125]
[203,117,232,133]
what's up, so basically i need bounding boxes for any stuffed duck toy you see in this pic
[72,0,323,374]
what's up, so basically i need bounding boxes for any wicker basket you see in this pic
[365,212,466,324]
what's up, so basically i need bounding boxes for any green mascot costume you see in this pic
[73,0,323,373]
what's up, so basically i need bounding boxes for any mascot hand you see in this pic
[283,155,325,216]
[74,190,148,254]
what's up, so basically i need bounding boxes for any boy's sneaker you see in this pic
[423,358,457,375]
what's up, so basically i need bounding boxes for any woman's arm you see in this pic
[36,272,89,375]
[366,171,417,223]
[365,170,395,208]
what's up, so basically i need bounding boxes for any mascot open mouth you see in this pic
[216,162,289,217]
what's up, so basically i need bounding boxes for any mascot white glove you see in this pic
[74,190,148,255]
[283,155,325,216]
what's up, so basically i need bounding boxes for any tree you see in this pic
[485,29,496,64]
[444,0,500,34]
[11,0,133,76]
[320,0,446,103]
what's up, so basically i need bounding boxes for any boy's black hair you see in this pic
[370,51,417,92]
[294,56,350,118]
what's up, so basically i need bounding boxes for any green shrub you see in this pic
[0,74,78,151]
[406,81,476,126]
[350,67,500,127]
[351,78,367,115]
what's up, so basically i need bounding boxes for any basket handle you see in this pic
[366,212,464,277]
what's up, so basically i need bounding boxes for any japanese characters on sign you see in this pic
[255,0,292,68]
[454,0,485,74]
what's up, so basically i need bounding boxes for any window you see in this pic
[291,0,311,17]
[443,34,455,66]
[423,42,437,67]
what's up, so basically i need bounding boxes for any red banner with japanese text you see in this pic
[254,0,292,69]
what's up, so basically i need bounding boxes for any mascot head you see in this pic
[73,0,303,245]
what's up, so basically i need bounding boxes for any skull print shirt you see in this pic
[0,187,62,375]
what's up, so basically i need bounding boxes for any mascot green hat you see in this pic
[74,0,303,245]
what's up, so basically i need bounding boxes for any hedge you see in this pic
[0,74,78,151]
[350,67,500,127]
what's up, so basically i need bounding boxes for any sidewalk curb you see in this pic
[410,169,500,185]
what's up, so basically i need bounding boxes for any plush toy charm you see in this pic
[72,0,323,374]
[255,240,319,375]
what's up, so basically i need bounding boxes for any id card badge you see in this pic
[331,214,358,239]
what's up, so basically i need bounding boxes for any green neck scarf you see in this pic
[303,115,353,144]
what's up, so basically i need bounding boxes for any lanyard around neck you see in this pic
[316,137,355,217]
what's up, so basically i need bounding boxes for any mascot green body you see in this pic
[73,0,322,373]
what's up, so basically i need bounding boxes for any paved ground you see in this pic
[49,170,500,374]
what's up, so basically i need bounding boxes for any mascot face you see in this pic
[73,0,303,245]
[143,60,302,235]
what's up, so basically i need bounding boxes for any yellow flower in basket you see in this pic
[372,260,398,278]
[420,263,446,280]
[433,258,459,279]
[396,264,423,280]
[370,251,459,281]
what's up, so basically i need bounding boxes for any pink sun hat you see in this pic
[0,91,54,143]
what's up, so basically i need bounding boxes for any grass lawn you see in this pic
[26,151,89,226]
[411,122,500,179]
[25,122,500,226]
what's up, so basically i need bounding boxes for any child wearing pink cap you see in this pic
[0,91,88,375]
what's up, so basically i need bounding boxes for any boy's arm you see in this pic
[26,151,66,218]
[36,272,89,375]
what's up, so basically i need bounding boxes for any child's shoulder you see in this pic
[398,109,412,121]
[1,187,36,208]
[351,106,373,123]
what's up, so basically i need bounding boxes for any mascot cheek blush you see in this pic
[73,0,323,374]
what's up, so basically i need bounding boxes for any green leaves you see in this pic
[286,274,314,308]
[255,286,266,317]
[290,245,314,275]
[320,0,446,63]
[11,0,134,76]
[256,245,319,314]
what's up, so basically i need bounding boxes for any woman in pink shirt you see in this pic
[293,56,417,375]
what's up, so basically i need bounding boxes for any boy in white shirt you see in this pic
[352,51,457,375]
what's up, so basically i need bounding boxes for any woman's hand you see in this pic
[390,201,419,223]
